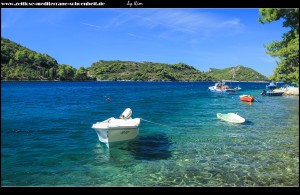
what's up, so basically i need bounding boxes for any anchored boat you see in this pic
[208,81,236,94]
[91,108,141,146]
[240,95,254,102]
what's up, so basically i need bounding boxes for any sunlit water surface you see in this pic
[1,81,298,186]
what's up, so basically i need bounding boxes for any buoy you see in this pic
[106,97,110,101]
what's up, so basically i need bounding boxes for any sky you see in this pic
[1,8,289,77]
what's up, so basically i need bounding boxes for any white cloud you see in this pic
[127,33,141,38]
[81,22,102,29]
[108,9,244,35]
[220,18,240,26]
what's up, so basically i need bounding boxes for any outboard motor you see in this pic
[120,108,132,119]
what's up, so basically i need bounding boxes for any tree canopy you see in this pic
[1,37,92,81]
[1,37,59,80]
[259,8,299,85]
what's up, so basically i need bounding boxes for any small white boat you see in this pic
[208,81,236,94]
[92,108,141,145]
[216,113,245,124]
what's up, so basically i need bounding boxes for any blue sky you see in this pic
[1,8,288,77]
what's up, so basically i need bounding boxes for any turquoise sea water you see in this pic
[1,81,299,186]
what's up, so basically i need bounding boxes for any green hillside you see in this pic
[88,60,211,81]
[1,37,210,81]
[206,65,268,81]
[1,37,90,81]
[1,37,268,82]
[1,37,59,80]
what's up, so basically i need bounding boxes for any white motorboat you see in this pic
[208,81,236,94]
[216,113,245,124]
[92,108,141,145]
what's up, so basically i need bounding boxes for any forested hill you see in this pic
[1,37,89,81]
[1,37,59,80]
[1,37,268,81]
[206,65,268,81]
[88,60,211,81]
[0,37,210,81]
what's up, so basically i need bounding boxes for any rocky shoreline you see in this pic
[273,86,299,96]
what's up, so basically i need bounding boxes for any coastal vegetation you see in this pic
[206,65,268,81]
[88,60,211,81]
[259,8,299,85]
[0,37,268,82]
[1,37,90,81]
[1,37,59,80]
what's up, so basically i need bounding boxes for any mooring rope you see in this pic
[253,98,260,102]
[141,118,180,129]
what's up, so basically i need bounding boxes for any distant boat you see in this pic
[209,81,236,94]
[91,108,141,146]
[234,85,242,91]
[217,113,245,124]
[240,95,254,102]
[266,82,277,90]
[261,90,284,96]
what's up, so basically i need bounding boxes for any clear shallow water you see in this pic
[1,81,299,186]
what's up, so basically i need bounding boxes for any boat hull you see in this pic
[94,127,140,143]
[262,91,284,96]
[209,88,236,94]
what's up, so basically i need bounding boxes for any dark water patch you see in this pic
[128,133,172,160]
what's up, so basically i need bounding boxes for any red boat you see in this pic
[240,95,254,102]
